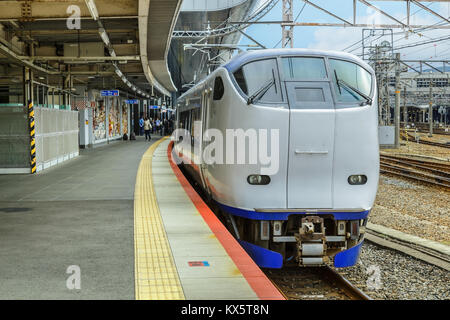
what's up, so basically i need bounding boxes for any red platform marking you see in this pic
[167,141,285,300]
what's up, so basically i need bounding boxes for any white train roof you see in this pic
[223,48,373,73]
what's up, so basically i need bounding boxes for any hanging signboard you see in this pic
[125,99,139,104]
[101,90,120,97]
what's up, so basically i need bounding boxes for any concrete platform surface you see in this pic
[0,136,157,299]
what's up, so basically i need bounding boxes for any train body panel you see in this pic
[173,49,379,268]
[332,104,380,209]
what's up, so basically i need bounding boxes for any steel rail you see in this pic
[380,164,450,188]
[380,154,450,170]
[380,156,450,177]
[265,266,371,300]
[402,133,450,149]
[321,266,372,300]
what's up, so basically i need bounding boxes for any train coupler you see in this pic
[295,216,328,266]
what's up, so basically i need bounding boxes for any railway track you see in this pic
[365,228,450,272]
[380,154,450,188]
[402,125,450,136]
[416,129,450,136]
[265,265,371,300]
[401,132,450,149]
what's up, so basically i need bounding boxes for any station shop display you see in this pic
[109,97,120,138]
[122,103,129,135]
[93,101,106,141]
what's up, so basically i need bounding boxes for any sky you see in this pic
[238,0,450,64]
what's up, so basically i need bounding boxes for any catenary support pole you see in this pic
[394,53,401,148]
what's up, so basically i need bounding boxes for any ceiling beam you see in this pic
[22,56,140,62]
[0,0,138,20]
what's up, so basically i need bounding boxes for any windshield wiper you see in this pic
[247,78,275,105]
[334,70,342,95]
[335,73,372,106]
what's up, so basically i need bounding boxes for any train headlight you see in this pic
[247,175,271,185]
[348,175,367,185]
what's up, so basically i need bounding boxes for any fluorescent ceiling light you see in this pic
[85,0,99,21]
[98,28,110,46]
[110,50,116,57]
[115,69,123,77]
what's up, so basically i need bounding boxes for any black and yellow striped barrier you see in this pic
[28,100,36,174]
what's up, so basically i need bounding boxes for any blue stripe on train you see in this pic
[238,240,283,269]
[217,202,370,221]
[334,240,364,268]
[238,238,364,268]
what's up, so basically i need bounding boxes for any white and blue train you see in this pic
[173,49,379,268]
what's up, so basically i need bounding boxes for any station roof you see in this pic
[0,0,182,97]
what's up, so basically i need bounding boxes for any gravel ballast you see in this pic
[370,176,450,244]
[333,242,450,300]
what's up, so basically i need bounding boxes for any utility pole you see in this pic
[429,79,433,137]
[282,0,294,48]
[385,76,390,125]
[403,86,407,127]
[394,53,401,148]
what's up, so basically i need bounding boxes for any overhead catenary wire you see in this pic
[342,2,444,54]
[341,2,430,52]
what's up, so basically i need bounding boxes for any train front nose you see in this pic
[285,81,336,209]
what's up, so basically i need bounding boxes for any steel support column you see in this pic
[394,53,400,148]
[282,0,294,48]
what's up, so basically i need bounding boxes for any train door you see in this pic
[283,57,335,208]
[200,87,211,194]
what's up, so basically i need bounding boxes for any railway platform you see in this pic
[0,136,283,300]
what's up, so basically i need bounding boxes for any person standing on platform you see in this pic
[163,119,169,136]
[139,116,144,136]
[155,118,161,136]
[144,117,152,141]
[168,118,174,135]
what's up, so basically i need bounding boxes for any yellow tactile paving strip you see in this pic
[134,137,185,300]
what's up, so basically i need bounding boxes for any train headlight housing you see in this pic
[348,175,367,185]
[247,175,271,185]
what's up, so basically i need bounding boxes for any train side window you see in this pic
[233,58,282,104]
[213,76,225,100]
[233,69,248,95]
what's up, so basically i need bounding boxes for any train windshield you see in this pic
[233,58,282,103]
[329,59,373,103]
[282,57,327,80]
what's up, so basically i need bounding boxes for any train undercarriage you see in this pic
[222,212,368,267]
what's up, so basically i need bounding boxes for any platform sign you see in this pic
[150,105,160,109]
[125,99,139,104]
[101,90,119,97]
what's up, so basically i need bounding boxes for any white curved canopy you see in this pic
[139,0,182,96]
